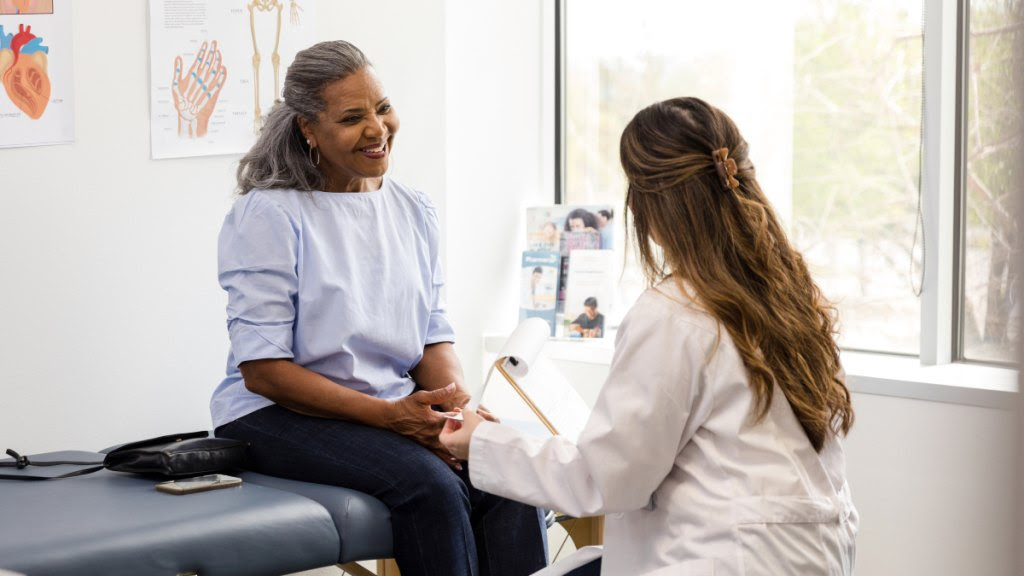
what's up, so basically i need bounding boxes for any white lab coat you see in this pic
[469,281,858,576]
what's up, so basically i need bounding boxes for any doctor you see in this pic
[441,97,858,576]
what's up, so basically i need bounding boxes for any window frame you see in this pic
[952,0,1021,367]
[952,0,968,364]
[921,0,961,366]
[552,0,1018,391]
[554,0,566,205]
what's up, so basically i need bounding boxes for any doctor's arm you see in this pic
[443,309,702,518]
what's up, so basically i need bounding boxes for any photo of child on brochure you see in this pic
[563,249,615,339]
[568,295,604,338]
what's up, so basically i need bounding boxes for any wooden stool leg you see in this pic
[377,558,400,575]
[338,559,400,576]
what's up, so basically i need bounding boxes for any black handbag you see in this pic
[1,431,248,480]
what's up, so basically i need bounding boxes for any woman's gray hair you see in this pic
[236,40,371,194]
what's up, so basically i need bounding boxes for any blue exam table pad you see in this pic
[0,450,393,576]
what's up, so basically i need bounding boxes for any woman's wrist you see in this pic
[373,396,403,431]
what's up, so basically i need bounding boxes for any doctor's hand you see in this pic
[475,404,500,423]
[385,383,463,470]
[440,408,485,461]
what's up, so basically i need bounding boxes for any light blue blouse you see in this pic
[210,177,455,428]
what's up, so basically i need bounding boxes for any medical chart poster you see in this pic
[148,0,315,159]
[0,0,74,149]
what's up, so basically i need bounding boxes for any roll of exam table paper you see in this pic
[467,316,551,411]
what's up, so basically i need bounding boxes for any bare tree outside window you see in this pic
[791,0,923,354]
[564,0,1020,365]
[963,0,1023,364]
[564,0,926,355]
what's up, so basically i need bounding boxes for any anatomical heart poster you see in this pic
[148,0,315,159]
[0,0,75,148]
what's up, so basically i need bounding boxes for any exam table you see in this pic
[0,450,398,576]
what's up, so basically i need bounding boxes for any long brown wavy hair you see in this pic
[620,97,853,451]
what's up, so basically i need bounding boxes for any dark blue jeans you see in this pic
[217,404,548,576]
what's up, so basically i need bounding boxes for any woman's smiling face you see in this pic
[299,66,400,192]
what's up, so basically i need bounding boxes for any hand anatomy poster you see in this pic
[149,0,314,159]
[0,0,74,148]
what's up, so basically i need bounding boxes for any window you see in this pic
[961,0,1022,363]
[559,0,1020,366]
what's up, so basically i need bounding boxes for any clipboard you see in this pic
[472,318,605,549]
[468,317,562,435]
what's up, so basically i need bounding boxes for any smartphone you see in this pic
[155,474,242,495]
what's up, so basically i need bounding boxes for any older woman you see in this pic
[211,40,547,576]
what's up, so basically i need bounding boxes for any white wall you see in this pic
[444,0,550,389]
[844,393,1017,576]
[1,1,231,452]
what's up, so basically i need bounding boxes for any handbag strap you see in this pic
[1,448,104,468]
[0,448,105,480]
